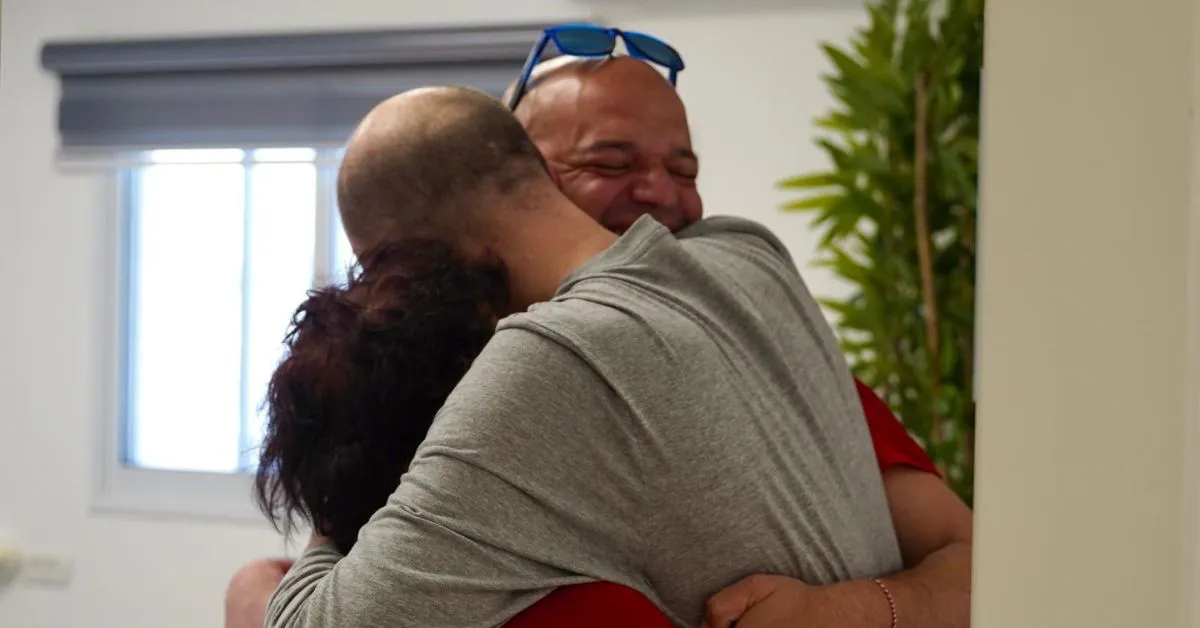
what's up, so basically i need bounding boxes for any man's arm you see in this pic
[858,381,972,626]
[872,466,972,624]
[704,469,971,628]
[705,385,972,628]
[264,328,648,628]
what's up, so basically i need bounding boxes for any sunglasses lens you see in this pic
[553,27,615,56]
[624,34,683,70]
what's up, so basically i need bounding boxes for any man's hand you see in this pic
[225,558,294,628]
[701,575,889,628]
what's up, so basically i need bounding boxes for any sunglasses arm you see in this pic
[509,34,552,110]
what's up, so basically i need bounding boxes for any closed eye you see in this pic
[587,162,631,174]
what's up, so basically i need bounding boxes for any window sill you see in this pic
[92,465,265,522]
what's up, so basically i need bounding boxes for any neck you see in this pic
[486,194,617,314]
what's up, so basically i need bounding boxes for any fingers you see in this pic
[701,575,765,628]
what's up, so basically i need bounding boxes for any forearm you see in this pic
[825,539,972,628]
[265,541,344,628]
[261,473,611,628]
[225,559,296,628]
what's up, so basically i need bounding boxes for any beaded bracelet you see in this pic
[870,577,898,628]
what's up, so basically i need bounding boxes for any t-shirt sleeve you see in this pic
[265,328,650,628]
[854,378,940,477]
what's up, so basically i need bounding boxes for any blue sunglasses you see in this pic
[507,23,686,110]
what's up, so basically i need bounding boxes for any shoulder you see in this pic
[433,322,627,437]
[449,324,599,405]
[500,296,639,357]
[423,323,641,473]
[496,300,684,410]
[675,216,796,266]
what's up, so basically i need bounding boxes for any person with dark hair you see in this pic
[248,84,902,628]
[252,236,672,628]
[254,238,507,556]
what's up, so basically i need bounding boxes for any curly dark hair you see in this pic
[253,238,508,554]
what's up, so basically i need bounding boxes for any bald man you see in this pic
[259,85,900,628]
[504,56,971,628]
[505,55,703,235]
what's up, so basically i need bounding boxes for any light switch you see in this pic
[0,547,23,591]
[21,552,74,587]
[0,547,75,589]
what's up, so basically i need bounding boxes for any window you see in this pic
[88,147,356,519]
[40,23,556,519]
[124,148,353,475]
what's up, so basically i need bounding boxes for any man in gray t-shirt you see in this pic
[266,86,900,628]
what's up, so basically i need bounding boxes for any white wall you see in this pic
[972,0,1199,626]
[0,0,863,626]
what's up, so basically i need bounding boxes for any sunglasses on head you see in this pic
[507,23,686,111]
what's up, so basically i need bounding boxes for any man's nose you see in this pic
[629,166,679,209]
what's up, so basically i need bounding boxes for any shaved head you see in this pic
[505,56,678,133]
[338,86,549,252]
[502,56,703,233]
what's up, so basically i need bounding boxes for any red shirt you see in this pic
[504,377,934,627]
[855,378,939,477]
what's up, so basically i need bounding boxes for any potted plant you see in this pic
[782,0,984,504]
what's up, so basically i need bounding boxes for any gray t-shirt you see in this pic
[266,216,901,628]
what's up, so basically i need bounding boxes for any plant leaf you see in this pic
[777,172,845,190]
[781,193,841,213]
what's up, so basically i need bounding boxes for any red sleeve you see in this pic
[854,377,940,477]
[504,582,672,628]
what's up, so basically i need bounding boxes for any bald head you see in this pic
[338,86,549,252]
[501,56,703,234]
[506,56,682,131]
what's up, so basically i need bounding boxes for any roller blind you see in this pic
[40,24,556,153]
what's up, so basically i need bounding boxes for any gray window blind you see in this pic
[40,24,557,151]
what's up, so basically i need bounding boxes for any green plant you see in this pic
[781,0,983,504]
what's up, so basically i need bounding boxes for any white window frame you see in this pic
[91,148,344,521]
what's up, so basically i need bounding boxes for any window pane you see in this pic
[253,147,318,163]
[124,148,327,475]
[150,148,244,164]
[241,160,317,468]
[128,160,245,472]
[328,148,356,280]
[332,209,357,279]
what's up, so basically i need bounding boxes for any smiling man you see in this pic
[506,53,972,628]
